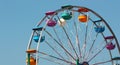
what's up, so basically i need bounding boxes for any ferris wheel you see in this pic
[26,5,120,65]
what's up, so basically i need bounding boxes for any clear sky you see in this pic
[0,0,120,65]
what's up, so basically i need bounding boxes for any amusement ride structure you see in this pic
[26,5,120,65]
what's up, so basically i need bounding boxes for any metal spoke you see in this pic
[82,23,88,60]
[38,51,73,64]
[45,41,65,60]
[62,26,79,59]
[56,15,79,59]
[85,33,98,60]
[88,45,106,62]
[53,27,71,60]
[73,13,82,60]
[40,57,65,65]
[44,30,76,60]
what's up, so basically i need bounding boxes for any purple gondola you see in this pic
[106,42,115,50]
[46,19,57,27]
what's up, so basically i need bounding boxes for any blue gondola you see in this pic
[94,26,105,33]
[33,35,45,42]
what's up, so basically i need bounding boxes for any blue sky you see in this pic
[0,0,120,65]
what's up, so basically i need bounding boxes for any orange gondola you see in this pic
[78,15,88,23]
[26,57,36,65]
